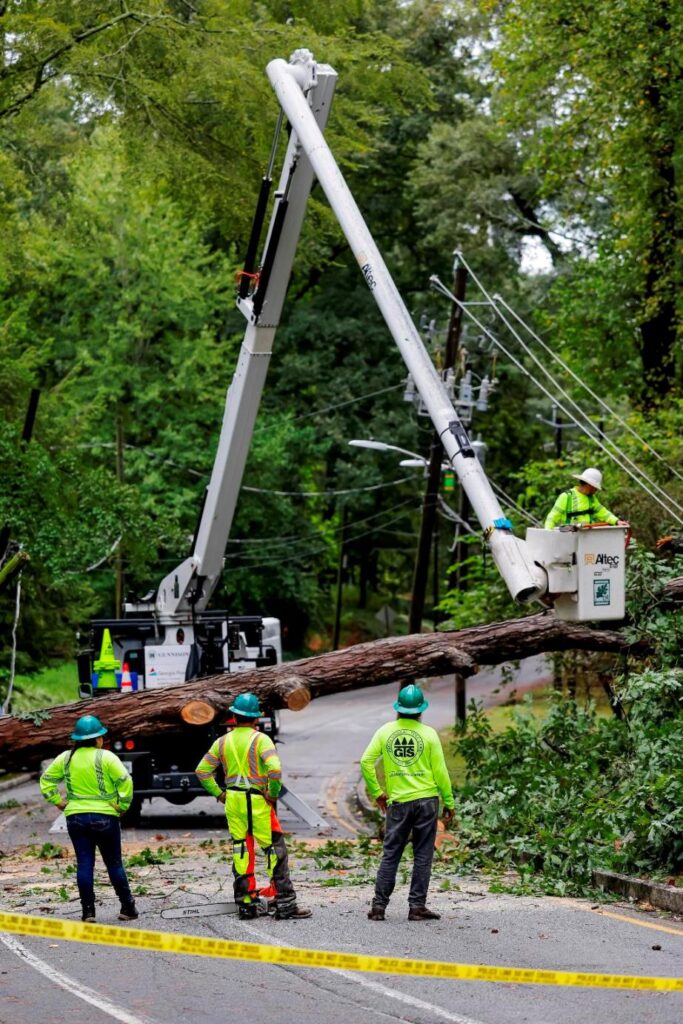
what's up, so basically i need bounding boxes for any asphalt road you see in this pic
[1,656,682,1024]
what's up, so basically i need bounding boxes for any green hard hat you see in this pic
[70,714,108,741]
[229,692,262,718]
[393,684,428,715]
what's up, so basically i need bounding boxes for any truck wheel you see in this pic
[121,796,143,828]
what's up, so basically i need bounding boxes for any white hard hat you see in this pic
[573,467,603,490]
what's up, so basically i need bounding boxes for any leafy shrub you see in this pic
[448,548,683,893]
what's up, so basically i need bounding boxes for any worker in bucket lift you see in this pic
[544,467,626,530]
[39,714,138,924]
[195,692,311,920]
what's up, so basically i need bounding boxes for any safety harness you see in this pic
[220,731,264,837]
[563,490,596,521]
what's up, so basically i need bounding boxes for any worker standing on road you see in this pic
[360,684,454,922]
[544,467,624,529]
[195,691,311,920]
[39,714,138,924]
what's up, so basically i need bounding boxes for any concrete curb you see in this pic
[355,778,377,820]
[0,773,33,794]
[592,869,683,914]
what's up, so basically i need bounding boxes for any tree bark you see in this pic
[0,612,652,772]
[662,575,683,603]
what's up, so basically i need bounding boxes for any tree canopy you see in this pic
[1,0,682,673]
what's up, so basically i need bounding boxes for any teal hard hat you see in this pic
[70,714,108,741]
[229,692,262,718]
[393,684,428,715]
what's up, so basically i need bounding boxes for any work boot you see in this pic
[81,903,96,923]
[367,904,385,921]
[118,902,139,921]
[274,903,312,920]
[238,904,258,920]
[408,905,440,921]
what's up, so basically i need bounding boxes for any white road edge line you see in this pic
[240,921,486,1024]
[0,934,159,1024]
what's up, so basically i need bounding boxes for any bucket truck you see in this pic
[76,48,627,822]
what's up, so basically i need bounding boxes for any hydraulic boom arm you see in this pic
[154,55,337,619]
[265,52,546,604]
[155,49,545,623]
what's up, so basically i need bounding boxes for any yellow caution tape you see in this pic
[1,910,681,991]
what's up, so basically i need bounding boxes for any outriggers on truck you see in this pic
[77,49,628,823]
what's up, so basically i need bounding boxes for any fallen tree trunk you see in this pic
[0,612,650,772]
[662,575,683,602]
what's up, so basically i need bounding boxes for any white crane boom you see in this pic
[151,49,628,627]
[154,56,337,619]
[265,53,546,604]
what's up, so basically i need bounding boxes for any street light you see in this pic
[348,439,429,461]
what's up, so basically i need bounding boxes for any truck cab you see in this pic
[76,614,281,823]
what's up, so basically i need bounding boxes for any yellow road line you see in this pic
[0,911,681,991]
[324,772,360,836]
[581,905,683,937]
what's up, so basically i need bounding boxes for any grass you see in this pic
[442,684,615,785]
[6,661,79,713]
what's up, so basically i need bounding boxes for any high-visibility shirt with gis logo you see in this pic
[360,718,454,807]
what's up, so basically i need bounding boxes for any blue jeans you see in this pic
[66,813,133,908]
[374,797,439,909]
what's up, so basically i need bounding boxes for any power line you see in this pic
[457,251,683,496]
[225,500,418,564]
[0,578,22,716]
[55,441,414,497]
[71,500,422,575]
[242,476,414,497]
[436,495,478,535]
[489,480,541,527]
[432,273,683,527]
[65,535,122,575]
[254,383,404,432]
[225,507,418,572]
[492,291,683,486]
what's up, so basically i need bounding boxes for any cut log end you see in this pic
[285,686,311,712]
[276,675,311,711]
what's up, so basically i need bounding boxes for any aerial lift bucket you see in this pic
[525,525,628,621]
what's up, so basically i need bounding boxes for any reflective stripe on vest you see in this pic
[222,732,264,792]
[64,749,116,802]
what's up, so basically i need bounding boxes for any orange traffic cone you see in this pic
[120,663,133,693]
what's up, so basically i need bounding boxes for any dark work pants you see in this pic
[271,831,296,909]
[66,813,134,908]
[373,797,439,909]
[231,830,296,909]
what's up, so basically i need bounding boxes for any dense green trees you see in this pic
[1,0,681,677]
[486,0,683,401]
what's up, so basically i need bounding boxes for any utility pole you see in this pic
[114,410,125,619]
[408,440,443,634]
[408,265,469,635]
[332,507,347,650]
[552,403,563,459]
[444,265,469,723]
[445,267,469,722]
